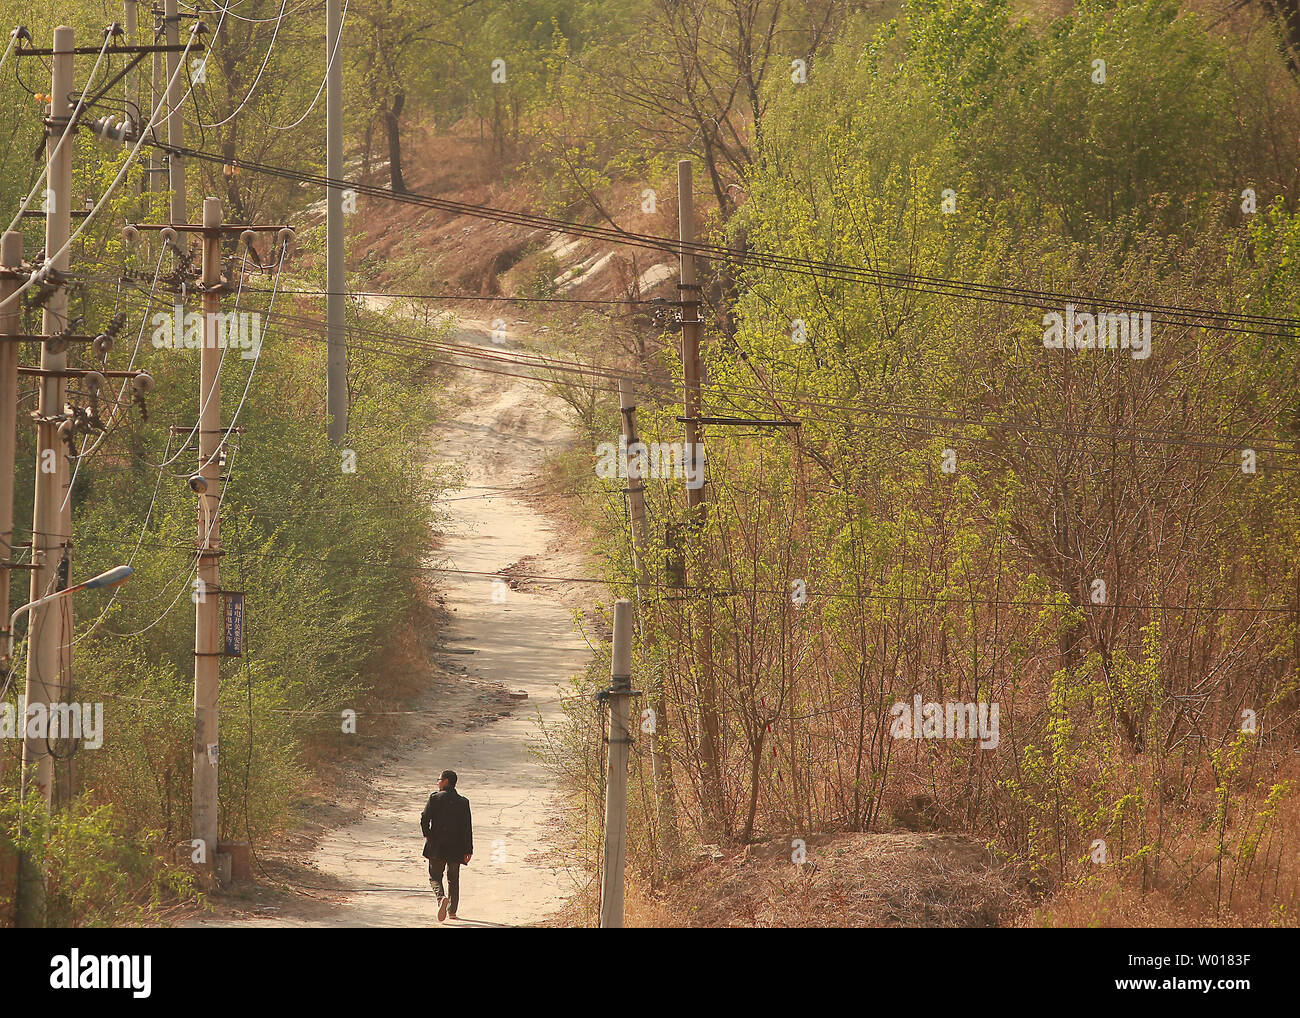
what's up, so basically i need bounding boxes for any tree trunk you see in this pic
[742,728,763,843]
[385,91,407,193]
[222,136,246,221]
[648,667,680,877]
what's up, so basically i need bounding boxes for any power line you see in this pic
[96,277,1300,484]
[94,442,244,638]
[59,241,174,503]
[191,295,1300,458]
[69,432,175,647]
[138,247,263,473]
[231,285,649,305]
[102,274,1287,449]
[247,0,349,131]
[0,23,205,313]
[1,31,115,239]
[183,0,290,130]
[200,242,288,469]
[141,141,1300,337]
[63,533,1300,615]
[92,290,1300,484]
[0,28,20,79]
[181,0,315,25]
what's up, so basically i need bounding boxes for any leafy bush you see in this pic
[0,786,201,928]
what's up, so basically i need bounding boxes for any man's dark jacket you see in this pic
[421,788,474,862]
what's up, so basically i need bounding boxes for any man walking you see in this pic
[421,769,474,922]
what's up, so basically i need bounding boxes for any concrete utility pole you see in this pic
[192,196,223,864]
[0,232,21,785]
[126,204,283,875]
[599,598,634,928]
[678,162,704,522]
[619,379,651,590]
[148,41,162,194]
[18,25,77,929]
[325,0,347,442]
[619,378,678,868]
[677,159,722,837]
[164,0,185,223]
[124,1,138,122]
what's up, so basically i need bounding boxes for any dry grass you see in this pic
[1020,877,1271,929]
[559,832,1033,928]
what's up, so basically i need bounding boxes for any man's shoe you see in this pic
[438,896,450,922]
[447,913,457,920]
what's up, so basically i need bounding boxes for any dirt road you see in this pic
[186,318,592,928]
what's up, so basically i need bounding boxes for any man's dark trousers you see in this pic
[428,857,461,913]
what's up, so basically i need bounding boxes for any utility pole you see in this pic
[164,0,185,223]
[148,39,161,194]
[192,196,223,865]
[599,598,634,928]
[325,0,347,443]
[0,231,21,789]
[619,379,651,590]
[619,378,677,869]
[17,24,76,929]
[677,159,722,838]
[124,204,285,876]
[124,1,138,122]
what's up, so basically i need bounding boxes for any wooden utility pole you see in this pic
[0,231,21,784]
[678,159,723,837]
[325,0,347,442]
[599,598,634,928]
[619,378,678,869]
[18,24,76,928]
[192,196,223,864]
[164,0,185,223]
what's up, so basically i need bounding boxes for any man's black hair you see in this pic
[440,769,458,787]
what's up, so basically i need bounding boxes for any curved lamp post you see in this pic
[5,564,132,663]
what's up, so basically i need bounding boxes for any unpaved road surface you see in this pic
[185,318,592,928]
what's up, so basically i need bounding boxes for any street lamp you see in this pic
[4,564,133,663]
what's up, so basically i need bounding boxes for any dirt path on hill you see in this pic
[183,317,593,928]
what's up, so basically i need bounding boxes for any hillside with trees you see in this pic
[0,0,1297,934]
